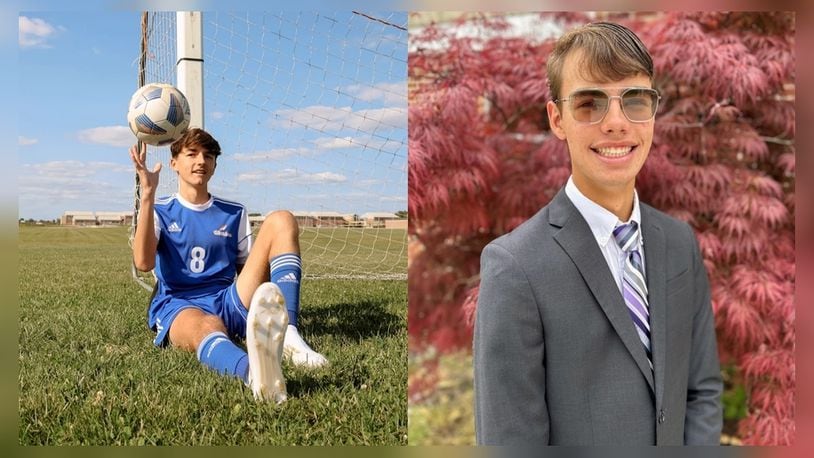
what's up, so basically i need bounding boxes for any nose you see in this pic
[600,96,628,132]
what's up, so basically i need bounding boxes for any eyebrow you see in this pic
[571,86,652,92]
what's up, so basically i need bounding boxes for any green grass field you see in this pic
[18,225,407,445]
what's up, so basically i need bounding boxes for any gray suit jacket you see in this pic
[474,189,722,445]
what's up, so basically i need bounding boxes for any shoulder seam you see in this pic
[155,195,175,205]
[212,196,245,209]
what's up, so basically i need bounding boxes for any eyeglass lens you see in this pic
[569,89,658,123]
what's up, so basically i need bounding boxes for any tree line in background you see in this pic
[408,11,794,445]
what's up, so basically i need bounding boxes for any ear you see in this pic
[170,156,178,172]
[546,100,567,140]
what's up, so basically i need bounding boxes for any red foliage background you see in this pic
[408,12,795,445]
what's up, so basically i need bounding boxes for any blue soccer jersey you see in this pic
[152,193,251,297]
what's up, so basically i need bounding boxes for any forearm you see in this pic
[133,195,158,272]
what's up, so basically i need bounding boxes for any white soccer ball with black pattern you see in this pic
[127,83,191,146]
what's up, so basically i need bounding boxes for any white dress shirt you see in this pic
[564,176,645,294]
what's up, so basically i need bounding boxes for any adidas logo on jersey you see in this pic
[213,224,232,238]
[277,272,298,283]
[168,222,182,233]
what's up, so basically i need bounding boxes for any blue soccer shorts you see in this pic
[148,282,248,347]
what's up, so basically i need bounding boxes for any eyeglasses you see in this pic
[555,87,661,124]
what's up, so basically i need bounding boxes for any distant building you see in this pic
[61,211,97,226]
[385,219,408,230]
[248,211,405,229]
[248,214,265,229]
[294,211,351,228]
[61,211,133,226]
[360,212,399,228]
[249,211,354,229]
[96,211,134,226]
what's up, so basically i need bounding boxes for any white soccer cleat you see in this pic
[283,324,328,368]
[246,282,289,403]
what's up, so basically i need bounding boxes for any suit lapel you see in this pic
[549,189,655,392]
[640,205,667,407]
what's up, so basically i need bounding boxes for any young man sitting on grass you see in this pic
[130,127,327,403]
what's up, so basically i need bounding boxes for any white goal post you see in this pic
[130,11,407,291]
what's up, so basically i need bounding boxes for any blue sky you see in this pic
[18,10,407,220]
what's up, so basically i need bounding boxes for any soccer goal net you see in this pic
[131,11,407,288]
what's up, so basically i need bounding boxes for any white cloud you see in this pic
[379,195,408,203]
[210,111,225,120]
[313,136,356,150]
[23,160,131,178]
[138,0,201,10]
[18,136,38,146]
[19,177,128,211]
[307,172,347,183]
[87,161,133,174]
[18,160,134,216]
[343,81,406,106]
[355,179,384,187]
[19,16,61,49]
[312,135,405,155]
[77,126,134,148]
[232,136,405,165]
[233,147,311,162]
[238,168,347,185]
[24,161,94,178]
[272,105,405,132]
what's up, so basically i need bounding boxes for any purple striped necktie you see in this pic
[613,221,652,371]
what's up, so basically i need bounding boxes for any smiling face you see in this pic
[547,48,654,206]
[171,144,217,190]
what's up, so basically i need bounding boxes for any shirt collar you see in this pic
[564,176,642,248]
[174,192,214,211]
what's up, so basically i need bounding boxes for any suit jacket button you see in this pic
[658,410,666,424]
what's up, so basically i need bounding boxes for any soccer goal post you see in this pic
[130,11,408,289]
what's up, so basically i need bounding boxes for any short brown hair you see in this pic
[170,128,222,158]
[546,22,654,102]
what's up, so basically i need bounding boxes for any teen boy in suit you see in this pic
[474,22,722,445]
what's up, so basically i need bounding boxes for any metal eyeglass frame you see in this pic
[554,87,662,124]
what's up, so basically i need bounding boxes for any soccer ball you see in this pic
[127,83,191,146]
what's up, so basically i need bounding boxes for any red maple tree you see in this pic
[408,11,795,445]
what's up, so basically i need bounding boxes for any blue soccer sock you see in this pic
[269,253,302,327]
[197,331,250,383]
